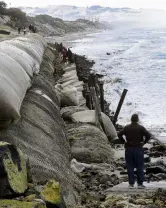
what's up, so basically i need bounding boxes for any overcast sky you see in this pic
[5,0,166,9]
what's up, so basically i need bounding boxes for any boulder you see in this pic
[0,200,46,208]
[0,142,28,196]
[70,110,117,139]
[40,179,65,208]
[0,29,10,35]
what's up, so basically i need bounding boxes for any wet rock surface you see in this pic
[0,142,28,197]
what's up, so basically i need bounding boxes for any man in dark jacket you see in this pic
[67,48,74,63]
[118,114,152,189]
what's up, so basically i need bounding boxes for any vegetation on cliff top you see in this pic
[0,0,105,36]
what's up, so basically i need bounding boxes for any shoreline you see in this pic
[45,28,104,47]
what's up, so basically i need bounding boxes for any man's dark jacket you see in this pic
[118,122,152,148]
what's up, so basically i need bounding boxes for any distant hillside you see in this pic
[28,14,105,36]
[20,5,166,27]
[20,5,137,22]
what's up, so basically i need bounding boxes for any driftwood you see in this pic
[99,81,105,113]
[113,89,128,125]
[90,87,106,134]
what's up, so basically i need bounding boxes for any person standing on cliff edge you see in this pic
[118,114,152,189]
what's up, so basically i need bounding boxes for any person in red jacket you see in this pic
[62,47,67,63]
[118,114,152,189]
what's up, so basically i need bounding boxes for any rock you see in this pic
[146,166,166,174]
[0,142,28,197]
[102,195,126,207]
[99,173,119,186]
[40,179,65,208]
[24,194,37,202]
[144,154,151,163]
[150,145,165,152]
[149,151,163,157]
[135,198,153,205]
[155,173,166,180]
[0,200,46,208]
[106,53,111,55]
[0,29,10,35]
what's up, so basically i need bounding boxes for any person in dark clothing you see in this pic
[59,43,63,53]
[66,48,73,63]
[29,24,32,31]
[18,27,21,34]
[118,114,152,189]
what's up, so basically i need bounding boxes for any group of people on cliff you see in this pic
[18,24,37,35]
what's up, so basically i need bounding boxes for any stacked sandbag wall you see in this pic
[56,64,117,165]
[0,34,47,127]
[0,42,82,207]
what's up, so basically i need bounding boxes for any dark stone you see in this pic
[0,29,10,35]
[106,52,111,55]
[146,166,166,175]
[149,151,163,157]
[144,154,150,163]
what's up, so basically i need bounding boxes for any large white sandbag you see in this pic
[0,43,38,77]
[8,41,42,64]
[71,110,117,139]
[63,64,76,72]
[61,86,79,106]
[55,84,80,106]
[61,80,84,89]
[60,73,78,84]
[18,34,47,48]
[0,52,31,124]
[0,34,46,127]
[62,70,77,80]
[16,36,46,49]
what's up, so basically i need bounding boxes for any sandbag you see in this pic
[68,124,114,164]
[0,34,46,127]
[0,43,38,77]
[60,106,88,119]
[71,110,117,139]
[55,84,80,107]
[63,64,76,72]
[8,41,42,65]
[61,86,79,106]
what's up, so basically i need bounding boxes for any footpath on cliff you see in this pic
[0,30,166,208]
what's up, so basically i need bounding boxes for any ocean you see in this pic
[68,26,166,135]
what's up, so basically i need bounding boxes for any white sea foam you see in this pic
[70,27,166,131]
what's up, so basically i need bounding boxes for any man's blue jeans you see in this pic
[125,147,144,185]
